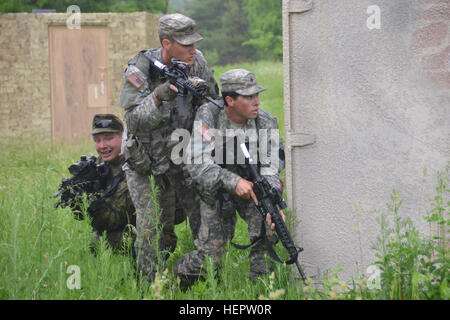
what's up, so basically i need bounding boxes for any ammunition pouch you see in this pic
[123,134,151,175]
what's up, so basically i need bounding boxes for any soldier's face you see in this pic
[226,93,260,123]
[93,132,122,163]
[164,39,196,65]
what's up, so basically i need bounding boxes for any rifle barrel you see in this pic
[296,260,307,284]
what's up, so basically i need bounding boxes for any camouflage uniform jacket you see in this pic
[88,158,136,235]
[119,47,218,176]
[186,99,285,199]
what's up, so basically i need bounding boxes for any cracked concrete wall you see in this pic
[283,0,449,281]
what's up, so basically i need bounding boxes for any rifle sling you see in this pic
[229,212,298,266]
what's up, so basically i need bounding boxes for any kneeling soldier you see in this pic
[56,114,136,255]
[174,69,286,287]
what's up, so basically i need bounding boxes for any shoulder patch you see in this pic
[198,125,213,142]
[127,73,144,89]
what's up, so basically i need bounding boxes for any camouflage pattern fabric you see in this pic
[88,158,136,255]
[119,46,218,281]
[174,98,285,280]
[159,13,203,46]
[220,68,266,96]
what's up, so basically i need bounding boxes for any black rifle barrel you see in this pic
[148,56,222,110]
[239,143,307,283]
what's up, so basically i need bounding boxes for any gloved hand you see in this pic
[153,81,178,102]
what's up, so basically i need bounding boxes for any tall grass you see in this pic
[0,136,301,299]
[0,61,448,300]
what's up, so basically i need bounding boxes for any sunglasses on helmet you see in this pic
[94,119,123,131]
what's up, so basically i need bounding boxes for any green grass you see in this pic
[0,61,448,300]
[0,136,301,299]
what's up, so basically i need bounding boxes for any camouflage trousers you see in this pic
[124,165,200,282]
[174,193,273,280]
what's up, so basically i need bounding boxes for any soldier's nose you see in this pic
[97,140,108,149]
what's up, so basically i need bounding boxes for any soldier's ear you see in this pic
[224,95,235,107]
[161,38,172,49]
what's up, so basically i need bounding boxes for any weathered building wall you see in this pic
[283,0,449,281]
[0,12,160,142]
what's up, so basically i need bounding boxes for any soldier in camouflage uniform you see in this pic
[174,69,286,287]
[64,114,136,254]
[89,114,136,254]
[118,13,219,282]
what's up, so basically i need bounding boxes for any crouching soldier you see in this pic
[174,69,286,288]
[55,114,136,255]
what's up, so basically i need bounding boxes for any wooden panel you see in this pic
[49,26,109,141]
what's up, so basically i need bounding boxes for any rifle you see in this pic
[239,143,307,283]
[54,155,109,218]
[148,56,222,116]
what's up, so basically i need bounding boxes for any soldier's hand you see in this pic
[153,81,178,104]
[266,210,286,231]
[235,178,258,205]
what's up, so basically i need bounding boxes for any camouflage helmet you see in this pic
[91,114,124,135]
[159,13,203,45]
[220,69,266,96]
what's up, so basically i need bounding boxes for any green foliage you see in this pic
[186,0,253,66]
[370,168,449,300]
[1,0,284,64]
[421,167,449,299]
[300,168,449,300]
[185,0,282,65]
[243,0,283,60]
[111,0,169,13]
[0,0,170,13]
[0,62,447,300]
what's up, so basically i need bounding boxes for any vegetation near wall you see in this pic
[1,61,448,300]
[1,0,447,302]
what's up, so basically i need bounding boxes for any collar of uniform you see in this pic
[218,109,257,132]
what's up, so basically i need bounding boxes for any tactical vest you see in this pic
[201,99,285,176]
[120,48,218,176]
[88,159,136,233]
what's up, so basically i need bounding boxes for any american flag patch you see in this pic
[127,72,144,89]
[198,125,213,142]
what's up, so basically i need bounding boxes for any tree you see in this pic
[243,0,282,60]
[0,0,170,13]
[186,0,253,65]
[219,0,253,65]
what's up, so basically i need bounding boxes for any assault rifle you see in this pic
[148,56,221,116]
[239,143,307,283]
[54,155,109,218]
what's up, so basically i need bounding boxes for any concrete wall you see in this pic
[283,0,449,281]
[0,12,160,142]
